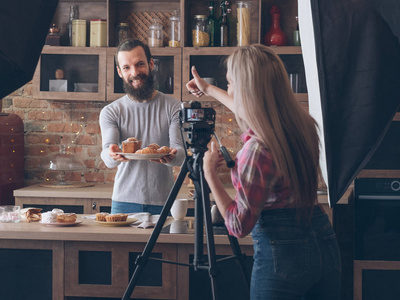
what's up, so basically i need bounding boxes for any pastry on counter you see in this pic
[122,137,142,153]
[95,212,109,221]
[105,213,128,222]
[57,213,77,223]
[21,207,43,222]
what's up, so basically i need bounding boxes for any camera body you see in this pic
[181,101,216,151]
[181,101,216,126]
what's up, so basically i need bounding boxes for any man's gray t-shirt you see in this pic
[99,92,185,206]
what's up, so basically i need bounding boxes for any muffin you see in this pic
[95,212,109,222]
[105,214,122,222]
[118,213,128,221]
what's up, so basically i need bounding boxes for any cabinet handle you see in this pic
[92,202,97,209]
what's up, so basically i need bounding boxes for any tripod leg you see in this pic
[122,157,190,300]
[198,168,220,300]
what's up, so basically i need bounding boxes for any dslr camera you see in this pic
[180,101,216,151]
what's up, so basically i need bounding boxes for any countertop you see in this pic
[0,216,254,246]
[13,183,349,206]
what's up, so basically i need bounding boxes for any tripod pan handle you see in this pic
[220,146,235,168]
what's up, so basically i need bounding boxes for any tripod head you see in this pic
[180,100,235,168]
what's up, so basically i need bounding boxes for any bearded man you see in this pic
[99,39,185,214]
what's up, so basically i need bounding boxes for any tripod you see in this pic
[122,144,250,300]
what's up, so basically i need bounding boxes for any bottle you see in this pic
[192,15,210,47]
[148,18,164,47]
[207,1,217,47]
[152,58,161,91]
[116,23,130,46]
[65,6,79,46]
[237,1,250,46]
[263,5,287,46]
[169,10,181,47]
[219,1,229,47]
[293,16,301,46]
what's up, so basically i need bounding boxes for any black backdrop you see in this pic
[310,0,400,205]
[0,0,59,99]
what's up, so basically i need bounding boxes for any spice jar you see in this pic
[90,19,107,47]
[169,10,181,47]
[237,1,251,46]
[116,23,130,46]
[72,19,87,47]
[148,18,163,47]
[192,15,209,47]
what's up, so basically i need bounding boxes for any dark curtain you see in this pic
[310,0,400,205]
[0,0,59,99]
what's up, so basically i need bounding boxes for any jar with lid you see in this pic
[237,1,251,46]
[169,10,181,47]
[116,23,130,46]
[148,18,163,47]
[192,15,209,47]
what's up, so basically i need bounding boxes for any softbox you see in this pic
[0,0,59,99]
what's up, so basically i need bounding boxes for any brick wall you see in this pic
[1,82,242,187]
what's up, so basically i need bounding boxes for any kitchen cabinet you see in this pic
[0,218,254,300]
[32,46,107,101]
[32,0,307,103]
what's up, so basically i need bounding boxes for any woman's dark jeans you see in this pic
[250,205,341,299]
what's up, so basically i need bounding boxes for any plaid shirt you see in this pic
[225,132,294,238]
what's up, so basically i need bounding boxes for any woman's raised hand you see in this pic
[186,66,209,97]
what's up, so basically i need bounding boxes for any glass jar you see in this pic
[237,1,251,46]
[192,15,210,47]
[169,10,181,47]
[116,23,130,46]
[148,18,163,47]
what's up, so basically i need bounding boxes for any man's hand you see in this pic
[109,144,130,162]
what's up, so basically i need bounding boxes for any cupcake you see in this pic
[105,214,122,222]
[118,213,128,221]
[95,212,109,222]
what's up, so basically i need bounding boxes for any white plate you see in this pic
[115,153,168,160]
[94,219,138,226]
[40,220,82,227]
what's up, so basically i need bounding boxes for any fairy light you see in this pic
[45,138,50,143]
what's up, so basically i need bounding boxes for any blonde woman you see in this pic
[186,44,341,299]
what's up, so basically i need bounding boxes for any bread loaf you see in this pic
[57,213,77,223]
[122,137,142,153]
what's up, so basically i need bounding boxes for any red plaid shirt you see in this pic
[225,132,294,238]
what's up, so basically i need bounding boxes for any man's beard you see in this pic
[123,70,154,101]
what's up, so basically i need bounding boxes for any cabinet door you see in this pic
[65,241,177,299]
[106,47,182,101]
[33,46,107,101]
[91,198,112,213]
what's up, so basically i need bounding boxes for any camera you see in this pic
[180,101,216,151]
[181,100,216,126]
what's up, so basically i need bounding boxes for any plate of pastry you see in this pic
[94,219,138,226]
[118,139,171,160]
[116,153,168,160]
[94,213,138,226]
[40,220,83,227]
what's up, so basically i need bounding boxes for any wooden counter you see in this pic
[0,217,253,300]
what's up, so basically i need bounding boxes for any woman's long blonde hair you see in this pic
[227,44,319,220]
